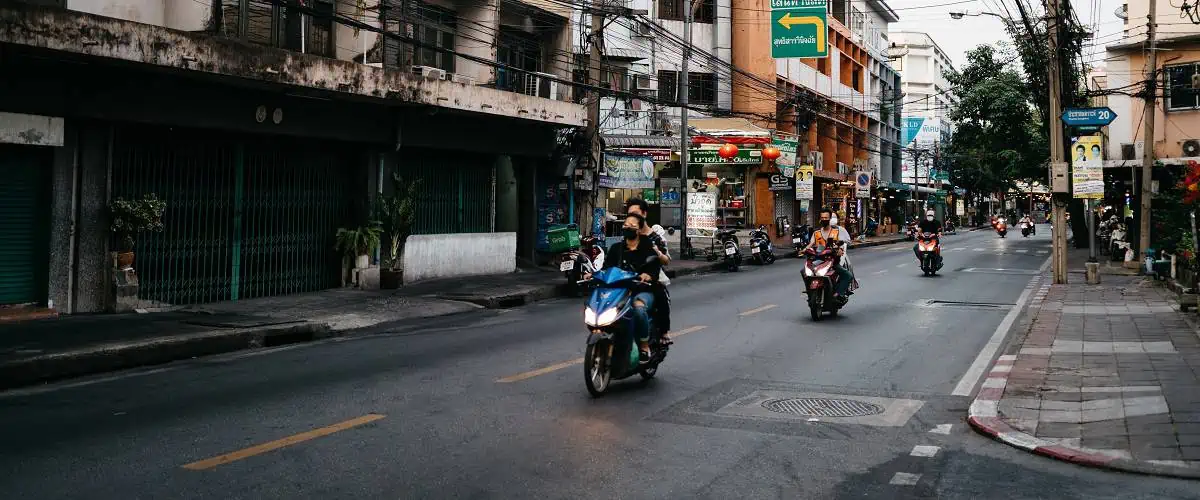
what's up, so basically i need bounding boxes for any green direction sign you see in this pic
[771,0,828,59]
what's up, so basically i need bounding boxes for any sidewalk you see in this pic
[969,247,1200,478]
[0,257,740,391]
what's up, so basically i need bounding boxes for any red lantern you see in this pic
[717,143,739,159]
[762,146,781,161]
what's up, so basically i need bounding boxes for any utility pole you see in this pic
[1139,0,1158,265]
[585,2,604,233]
[678,0,700,258]
[1048,0,1068,284]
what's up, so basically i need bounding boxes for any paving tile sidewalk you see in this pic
[969,248,1200,478]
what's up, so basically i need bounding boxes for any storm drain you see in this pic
[925,300,1012,309]
[760,398,885,417]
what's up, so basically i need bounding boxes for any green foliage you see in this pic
[944,45,1046,196]
[374,174,422,269]
[109,193,167,252]
[1153,166,1191,256]
[335,223,382,258]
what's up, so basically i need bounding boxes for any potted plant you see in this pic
[335,222,382,277]
[375,173,421,289]
[109,193,167,269]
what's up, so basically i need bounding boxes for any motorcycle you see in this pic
[582,262,668,397]
[560,234,606,297]
[1109,223,1130,262]
[802,243,855,321]
[716,229,742,272]
[996,218,1008,238]
[791,224,813,256]
[944,220,957,235]
[1020,221,1033,238]
[748,225,776,265]
[916,232,941,276]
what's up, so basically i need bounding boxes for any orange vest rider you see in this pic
[811,226,842,249]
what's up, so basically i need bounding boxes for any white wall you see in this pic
[402,233,517,283]
[70,0,164,26]
[1105,56,1135,161]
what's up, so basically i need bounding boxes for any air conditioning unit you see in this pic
[449,73,477,86]
[411,65,447,81]
[633,21,654,37]
[1184,139,1200,157]
[635,74,657,92]
[524,72,560,100]
[1121,143,1136,160]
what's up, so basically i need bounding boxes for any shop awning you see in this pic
[602,135,679,148]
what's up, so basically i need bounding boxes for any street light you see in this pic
[949,10,1005,20]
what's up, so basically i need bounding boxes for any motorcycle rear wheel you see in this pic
[584,343,611,397]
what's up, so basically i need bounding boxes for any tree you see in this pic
[944,45,1046,203]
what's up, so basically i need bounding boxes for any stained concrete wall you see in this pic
[402,233,517,283]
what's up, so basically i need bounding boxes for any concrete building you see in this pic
[0,0,585,313]
[889,30,955,214]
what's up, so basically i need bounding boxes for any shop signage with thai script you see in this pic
[688,148,762,164]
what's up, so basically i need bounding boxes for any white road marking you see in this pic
[872,269,889,275]
[896,263,908,268]
[1036,250,1049,254]
[911,445,940,457]
[1015,249,1028,253]
[890,473,922,486]
[949,247,966,251]
[950,256,1052,396]
[929,424,953,435]
[973,248,985,252]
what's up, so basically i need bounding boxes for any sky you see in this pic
[886,0,1125,70]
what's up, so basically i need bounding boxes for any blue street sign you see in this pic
[1061,107,1117,127]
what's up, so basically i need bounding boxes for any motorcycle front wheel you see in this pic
[808,292,822,321]
[584,342,611,397]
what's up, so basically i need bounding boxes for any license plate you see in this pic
[792,237,803,243]
[560,261,574,272]
[751,247,760,254]
[725,247,736,256]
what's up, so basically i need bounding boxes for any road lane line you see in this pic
[182,414,385,470]
[739,304,778,316]
[896,263,908,268]
[911,445,940,457]
[950,256,1052,396]
[496,325,709,383]
[872,269,889,275]
[973,248,985,252]
[1015,249,1028,253]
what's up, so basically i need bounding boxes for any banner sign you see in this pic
[1072,135,1104,199]
[795,164,815,200]
[686,191,719,238]
[599,154,655,189]
[772,138,799,167]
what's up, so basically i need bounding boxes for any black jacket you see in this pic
[605,236,663,280]
[917,218,943,234]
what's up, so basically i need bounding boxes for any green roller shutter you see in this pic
[0,145,49,305]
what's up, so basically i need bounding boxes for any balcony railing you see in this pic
[598,99,667,135]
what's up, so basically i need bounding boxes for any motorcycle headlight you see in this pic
[594,307,621,327]
[804,266,814,277]
[584,307,597,326]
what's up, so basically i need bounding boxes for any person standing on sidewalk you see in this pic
[625,198,673,344]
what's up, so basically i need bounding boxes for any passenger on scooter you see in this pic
[805,208,854,298]
[624,198,673,344]
[600,214,661,362]
[914,209,944,270]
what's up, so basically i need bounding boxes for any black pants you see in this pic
[654,284,671,333]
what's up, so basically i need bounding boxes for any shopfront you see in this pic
[686,147,760,230]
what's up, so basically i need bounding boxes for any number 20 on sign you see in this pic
[771,0,829,59]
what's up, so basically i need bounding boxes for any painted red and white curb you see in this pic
[966,353,1120,467]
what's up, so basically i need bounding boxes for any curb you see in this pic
[966,291,1200,479]
[0,321,332,391]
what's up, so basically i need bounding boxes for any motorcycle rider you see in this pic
[1019,213,1035,235]
[913,209,944,270]
[624,198,672,344]
[588,213,662,362]
[805,208,854,299]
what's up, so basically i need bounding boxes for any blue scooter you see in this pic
[582,263,668,397]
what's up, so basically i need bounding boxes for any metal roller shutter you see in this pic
[0,145,48,305]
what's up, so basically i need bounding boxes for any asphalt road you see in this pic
[2,227,1198,499]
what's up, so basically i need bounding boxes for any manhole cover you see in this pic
[760,397,885,417]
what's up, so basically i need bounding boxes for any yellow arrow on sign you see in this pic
[778,12,826,53]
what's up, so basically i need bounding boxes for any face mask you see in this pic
[927,216,934,221]
[830,217,839,226]
[820,219,831,227]
[622,228,638,240]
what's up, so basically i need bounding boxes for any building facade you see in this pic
[889,30,957,218]
[0,0,584,313]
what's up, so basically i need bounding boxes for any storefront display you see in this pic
[687,164,747,229]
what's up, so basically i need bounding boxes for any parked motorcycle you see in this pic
[560,234,606,297]
[802,243,854,321]
[748,225,776,265]
[944,220,957,235]
[916,232,941,276]
[905,221,918,241]
[791,224,813,256]
[716,229,742,272]
[1109,223,1130,262]
[582,263,669,397]
[996,218,1008,238]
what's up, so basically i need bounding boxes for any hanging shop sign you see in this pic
[612,148,673,162]
[795,164,815,200]
[688,148,762,165]
[772,138,799,167]
[599,154,656,189]
[769,172,794,191]
[686,191,719,238]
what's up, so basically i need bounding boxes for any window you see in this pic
[658,0,714,23]
[851,8,864,35]
[656,71,715,105]
[411,2,456,73]
[1167,63,1199,110]
[218,0,335,58]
